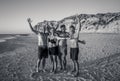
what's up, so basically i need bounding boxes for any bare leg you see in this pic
[74,60,79,77]
[58,55,63,70]
[50,55,53,63]
[54,55,58,72]
[63,55,67,70]
[36,59,41,72]
[42,58,46,72]
[50,55,54,72]
[72,60,76,72]
[52,56,55,72]
[76,61,79,73]
[63,48,67,70]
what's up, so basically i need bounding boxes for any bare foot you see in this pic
[71,69,76,73]
[74,72,79,77]
[50,69,54,73]
[42,69,46,73]
[53,70,57,74]
[60,67,63,70]
[36,68,39,72]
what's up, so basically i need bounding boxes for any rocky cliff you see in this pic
[59,12,120,33]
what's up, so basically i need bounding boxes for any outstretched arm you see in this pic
[78,40,86,44]
[56,36,69,40]
[27,18,38,34]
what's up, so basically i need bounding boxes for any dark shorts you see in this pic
[70,48,79,61]
[38,46,48,59]
[49,46,59,55]
[58,46,67,56]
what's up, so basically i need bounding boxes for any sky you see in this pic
[0,0,120,34]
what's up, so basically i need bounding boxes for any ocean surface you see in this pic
[0,34,29,54]
[0,34,24,43]
[0,35,16,42]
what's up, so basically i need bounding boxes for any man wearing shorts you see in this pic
[69,25,80,76]
[69,15,85,76]
[57,25,69,71]
[27,18,49,72]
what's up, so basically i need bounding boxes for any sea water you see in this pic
[0,39,6,42]
[0,35,16,43]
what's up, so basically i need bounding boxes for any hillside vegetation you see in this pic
[60,12,120,33]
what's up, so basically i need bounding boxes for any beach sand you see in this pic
[0,34,120,81]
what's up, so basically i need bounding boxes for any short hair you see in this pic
[70,25,75,30]
[48,27,56,33]
[60,24,66,29]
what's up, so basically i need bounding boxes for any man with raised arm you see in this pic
[69,15,85,77]
[27,18,49,72]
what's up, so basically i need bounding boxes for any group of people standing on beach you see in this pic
[27,15,85,77]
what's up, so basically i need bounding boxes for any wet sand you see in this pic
[0,34,120,81]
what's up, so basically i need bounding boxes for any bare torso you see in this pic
[69,34,78,48]
[38,33,48,47]
[58,32,68,47]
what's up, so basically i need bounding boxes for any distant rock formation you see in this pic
[37,12,120,33]
[60,12,120,33]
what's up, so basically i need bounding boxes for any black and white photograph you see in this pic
[0,0,120,81]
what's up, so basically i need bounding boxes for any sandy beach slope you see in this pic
[0,34,120,81]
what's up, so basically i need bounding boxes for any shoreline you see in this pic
[0,35,26,54]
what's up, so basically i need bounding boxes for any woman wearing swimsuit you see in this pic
[48,27,59,73]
